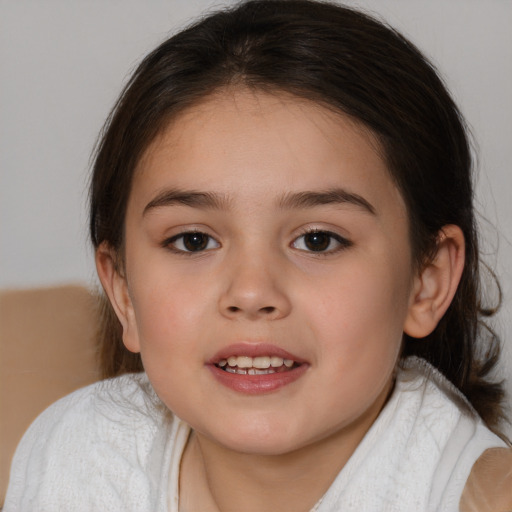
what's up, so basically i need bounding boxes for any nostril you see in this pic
[225,305,276,315]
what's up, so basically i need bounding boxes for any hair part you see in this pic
[90,0,507,433]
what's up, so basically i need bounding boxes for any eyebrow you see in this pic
[143,186,376,216]
[143,189,231,215]
[277,188,376,215]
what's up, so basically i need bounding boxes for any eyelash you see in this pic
[164,228,351,256]
[163,231,220,254]
[291,228,352,255]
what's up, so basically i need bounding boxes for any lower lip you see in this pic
[207,364,309,395]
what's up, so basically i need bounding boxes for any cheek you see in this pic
[302,266,407,415]
[128,270,212,357]
[128,284,206,401]
[302,259,410,360]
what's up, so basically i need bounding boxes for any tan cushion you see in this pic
[0,285,100,505]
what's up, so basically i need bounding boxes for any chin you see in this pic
[202,421,315,456]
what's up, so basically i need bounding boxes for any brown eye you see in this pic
[304,232,330,251]
[292,230,351,253]
[167,232,220,253]
[183,233,208,251]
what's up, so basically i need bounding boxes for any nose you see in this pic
[218,253,292,321]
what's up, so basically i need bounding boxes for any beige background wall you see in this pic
[1,1,511,433]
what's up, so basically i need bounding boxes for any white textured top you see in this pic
[4,357,505,512]
[314,358,506,511]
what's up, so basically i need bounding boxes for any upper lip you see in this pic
[207,342,306,365]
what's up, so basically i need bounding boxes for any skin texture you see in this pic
[97,89,465,511]
[460,447,512,512]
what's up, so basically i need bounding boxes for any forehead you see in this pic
[131,88,404,216]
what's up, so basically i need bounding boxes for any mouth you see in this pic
[208,344,308,394]
[216,355,299,375]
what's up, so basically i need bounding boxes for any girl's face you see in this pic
[115,89,418,455]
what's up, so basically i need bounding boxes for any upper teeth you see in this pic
[219,356,294,369]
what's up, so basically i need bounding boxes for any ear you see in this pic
[95,243,141,353]
[404,225,465,338]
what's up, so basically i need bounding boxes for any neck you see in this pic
[195,434,343,512]
[179,394,388,512]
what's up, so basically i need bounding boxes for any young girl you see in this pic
[5,1,512,510]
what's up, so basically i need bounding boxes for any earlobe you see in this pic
[95,243,141,353]
[404,225,465,339]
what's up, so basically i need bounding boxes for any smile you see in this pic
[208,345,307,394]
[217,356,297,375]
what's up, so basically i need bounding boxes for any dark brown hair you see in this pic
[90,0,506,430]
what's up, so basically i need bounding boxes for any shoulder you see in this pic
[11,371,163,461]
[18,371,159,438]
[4,372,171,510]
[397,358,510,509]
[460,446,512,512]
